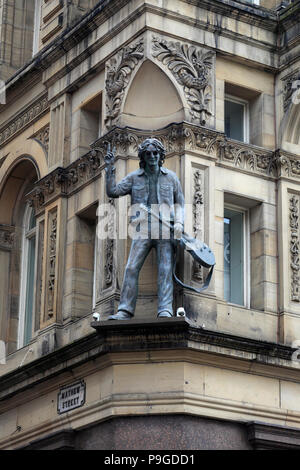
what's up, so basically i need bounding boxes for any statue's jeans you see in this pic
[118,238,175,316]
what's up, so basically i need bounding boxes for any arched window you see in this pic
[18,204,37,347]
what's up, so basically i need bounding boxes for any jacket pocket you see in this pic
[159,184,173,202]
[132,184,147,202]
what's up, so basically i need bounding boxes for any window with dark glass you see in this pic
[224,207,246,306]
[225,96,249,143]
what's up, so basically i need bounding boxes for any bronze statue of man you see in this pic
[105,138,185,320]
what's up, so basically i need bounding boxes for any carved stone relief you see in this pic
[32,125,50,155]
[45,208,58,321]
[105,38,144,130]
[276,151,300,179]
[282,71,300,112]
[104,198,115,288]
[192,169,204,282]
[290,195,300,302]
[26,122,300,220]
[152,37,215,126]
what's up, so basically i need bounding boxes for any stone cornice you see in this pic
[247,421,300,450]
[0,317,296,404]
[187,0,278,30]
[4,0,132,93]
[3,0,283,101]
[279,0,300,27]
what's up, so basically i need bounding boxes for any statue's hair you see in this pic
[138,138,166,168]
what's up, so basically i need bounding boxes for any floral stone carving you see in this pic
[290,195,300,302]
[105,38,144,129]
[152,37,214,126]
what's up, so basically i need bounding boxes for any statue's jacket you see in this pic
[106,166,185,226]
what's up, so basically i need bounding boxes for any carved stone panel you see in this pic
[31,125,50,156]
[104,198,115,288]
[289,195,300,302]
[192,169,204,282]
[282,71,300,112]
[105,38,144,130]
[44,207,58,323]
[152,36,215,127]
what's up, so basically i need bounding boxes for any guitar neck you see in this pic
[140,204,188,237]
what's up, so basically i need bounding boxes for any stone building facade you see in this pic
[0,0,300,450]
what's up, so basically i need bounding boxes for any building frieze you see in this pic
[276,150,300,180]
[26,123,300,214]
[0,95,49,149]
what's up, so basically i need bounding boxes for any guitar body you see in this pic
[179,233,215,268]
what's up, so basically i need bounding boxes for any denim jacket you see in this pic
[106,166,185,226]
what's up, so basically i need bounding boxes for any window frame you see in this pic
[18,204,37,348]
[224,94,250,144]
[224,203,251,308]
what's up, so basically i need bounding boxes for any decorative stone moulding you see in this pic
[152,36,215,127]
[104,198,115,288]
[105,38,144,130]
[26,122,300,215]
[0,96,49,148]
[192,168,204,282]
[46,208,58,319]
[26,150,102,214]
[289,194,300,302]
[276,150,300,180]
[30,124,50,156]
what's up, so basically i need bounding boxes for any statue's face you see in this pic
[143,143,160,169]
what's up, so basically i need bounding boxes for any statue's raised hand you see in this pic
[104,142,116,167]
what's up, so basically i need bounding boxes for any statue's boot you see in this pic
[108,310,133,320]
[157,311,173,318]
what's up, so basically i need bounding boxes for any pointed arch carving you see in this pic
[103,33,216,131]
[121,59,185,130]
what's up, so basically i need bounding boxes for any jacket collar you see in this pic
[137,167,168,176]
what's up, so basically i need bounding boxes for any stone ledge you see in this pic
[0,316,295,404]
[247,421,300,449]
[91,316,293,360]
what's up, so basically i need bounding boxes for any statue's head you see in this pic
[138,138,166,169]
